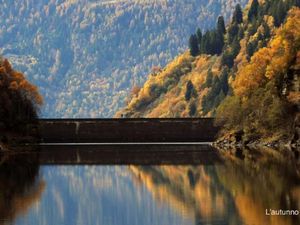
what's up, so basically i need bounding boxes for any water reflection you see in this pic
[0,145,299,225]
[130,146,300,225]
[0,152,44,225]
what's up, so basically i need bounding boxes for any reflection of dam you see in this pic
[22,144,222,165]
[36,118,219,143]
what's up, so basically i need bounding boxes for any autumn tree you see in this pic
[0,58,43,130]
[217,8,300,139]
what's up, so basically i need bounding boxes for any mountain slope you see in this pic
[117,0,300,143]
[0,0,247,117]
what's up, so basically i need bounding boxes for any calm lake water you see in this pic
[0,145,299,225]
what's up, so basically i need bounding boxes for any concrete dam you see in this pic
[37,118,220,143]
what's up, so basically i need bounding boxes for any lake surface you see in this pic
[0,145,299,225]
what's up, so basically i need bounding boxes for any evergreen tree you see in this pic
[221,37,240,68]
[289,0,300,7]
[231,37,241,57]
[189,34,199,56]
[220,68,229,95]
[215,31,224,55]
[217,16,226,34]
[208,31,217,54]
[185,80,196,101]
[246,41,256,59]
[228,23,239,43]
[203,69,213,88]
[211,76,221,94]
[214,90,225,108]
[196,28,202,44]
[188,102,197,117]
[201,75,222,114]
[232,4,243,24]
[200,31,210,54]
[262,22,271,39]
[273,0,287,26]
[238,26,245,40]
[221,50,235,68]
[248,0,259,21]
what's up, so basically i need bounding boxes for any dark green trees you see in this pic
[189,34,199,56]
[232,4,243,24]
[220,4,244,68]
[248,0,259,21]
[201,68,229,114]
[188,16,226,56]
[217,16,226,34]
[265,0,300,26]
[202,69,213,88]
[196,28,202,44]
[185,80,197,101]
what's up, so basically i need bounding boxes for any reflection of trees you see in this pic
[130,165,241,225]
[215,146,300,225]
[0,152,44,224]
[130,147,300,225]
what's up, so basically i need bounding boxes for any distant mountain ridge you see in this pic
[0,0,247,117]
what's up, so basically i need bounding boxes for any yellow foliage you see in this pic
[127,52,193,112]
[118,8,300,120]
[234,39,248,69]
[233,8,300,97]
[233,47,271,96]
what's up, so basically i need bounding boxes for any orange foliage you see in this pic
[3,59,12,73]
[9,81,18,90]
[233,8,300,97]
[0,58,43,106]
[287,92,300,105]
[0,66,6,74]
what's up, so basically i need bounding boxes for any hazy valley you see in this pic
[0,0,247,117]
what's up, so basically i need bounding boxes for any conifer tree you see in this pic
[248,0,259,21]
[228,23,239,43]
[220,68,229,95]
[203,69,213,88]
[274,0,287,26]
[188,102,197,117]
[200,32,209,54]
[217,16,226,34]
[196,28,202,44]
[232,4,243,24]
[189,34,199,56]
[185,80,196,101]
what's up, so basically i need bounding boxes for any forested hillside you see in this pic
[0,0,247,118]
[118,0,300,143]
